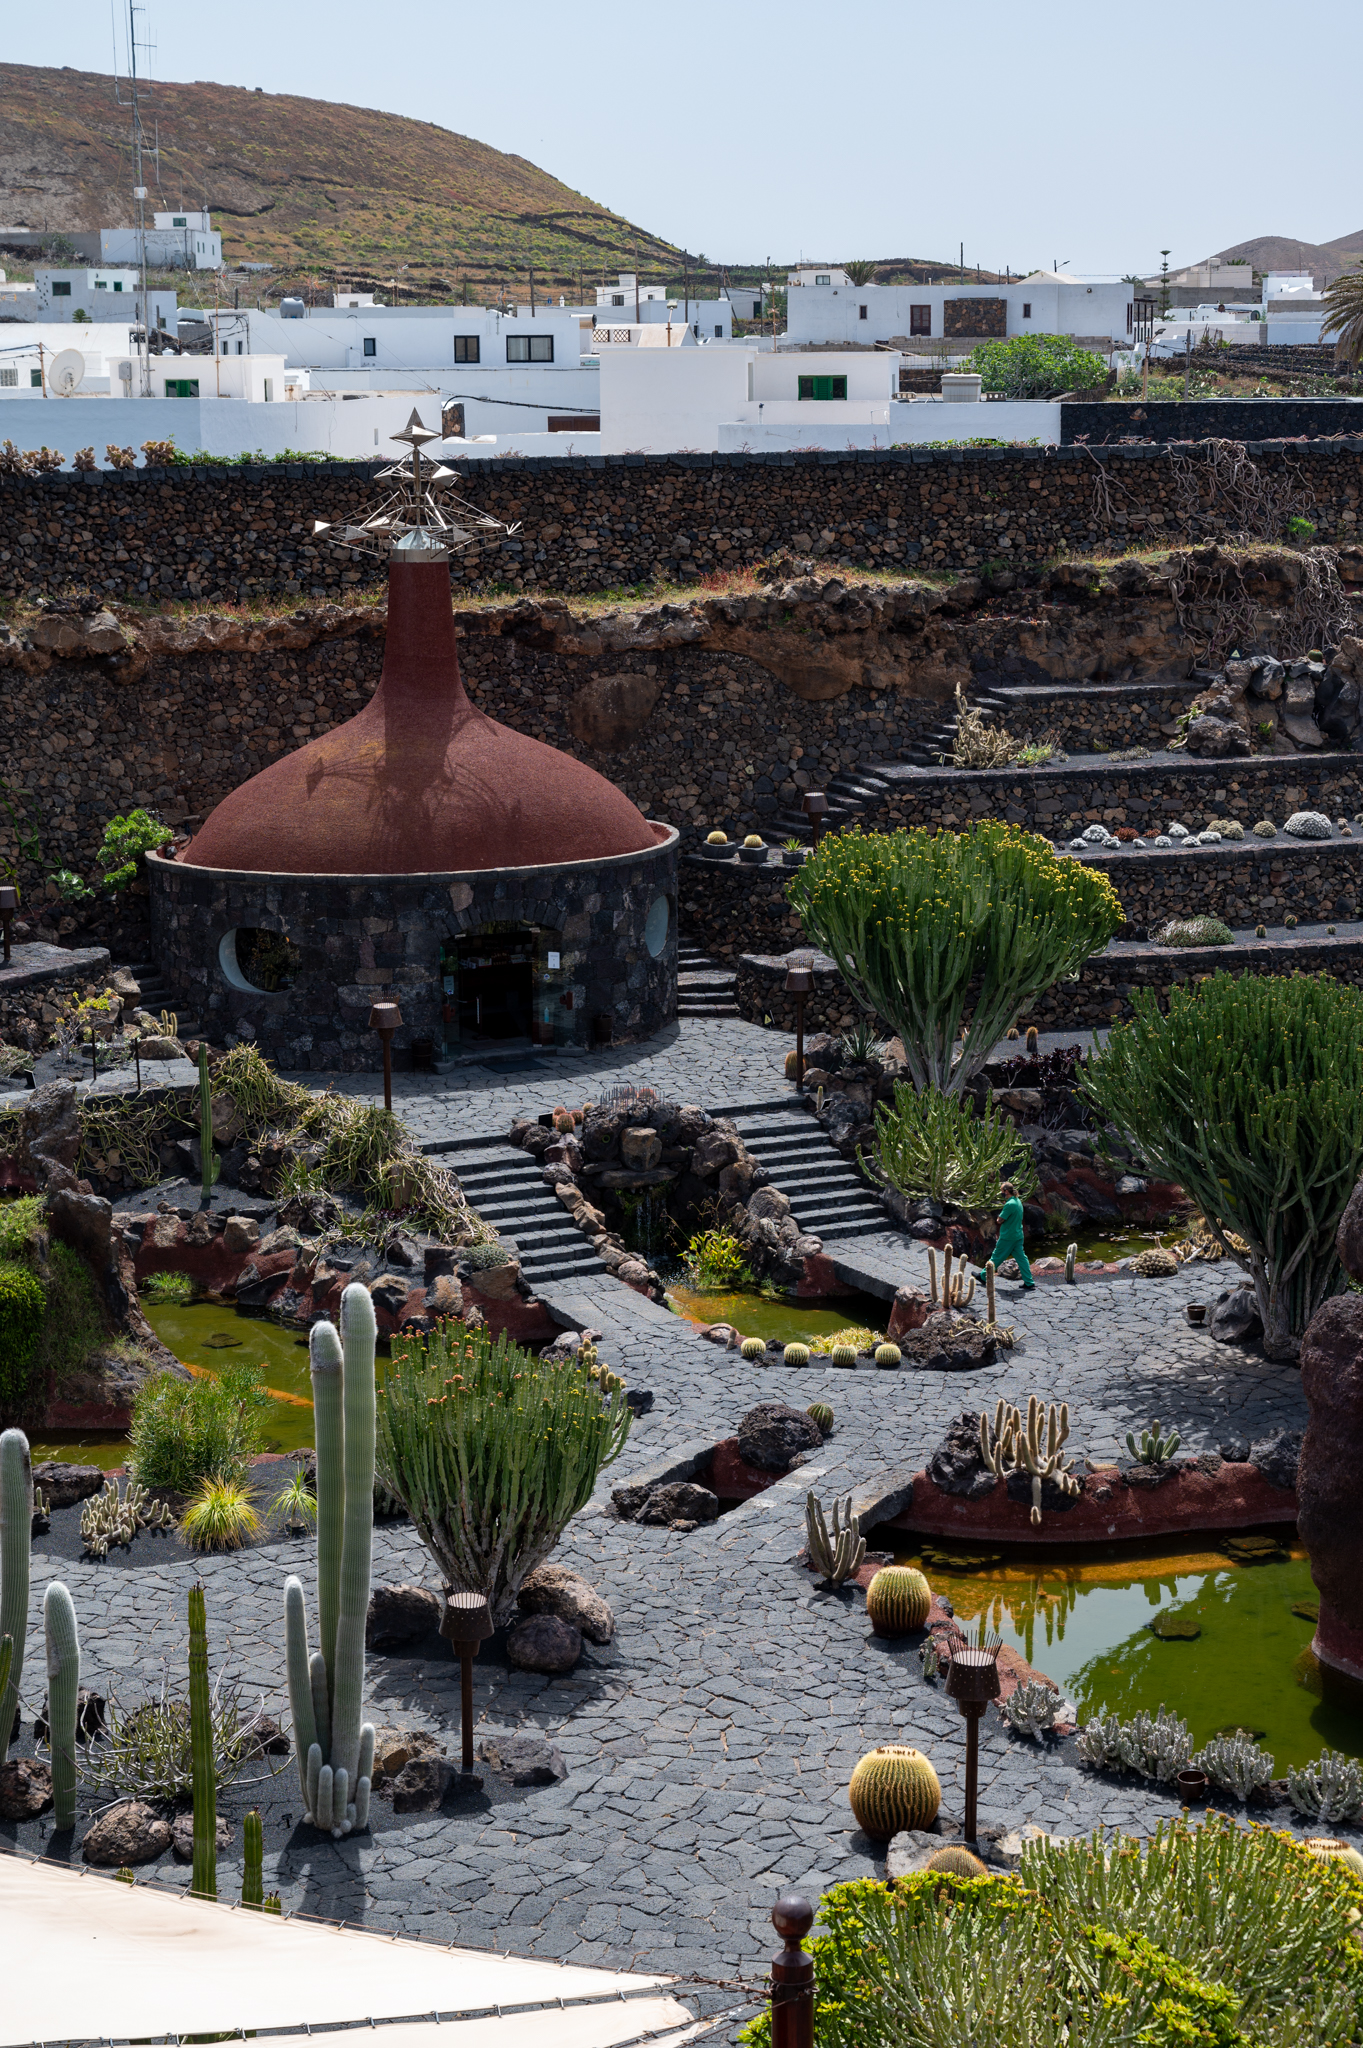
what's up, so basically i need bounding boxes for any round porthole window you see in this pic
[219,927,302,993]
[644,896,670,959]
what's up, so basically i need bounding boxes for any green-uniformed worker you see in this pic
[977,1181,1034,1290]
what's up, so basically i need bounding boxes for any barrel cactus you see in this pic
[830,1344,858,1368]
[783,1342,810,1367]
[705,830,729,846]
[866,1565,932,1637]
[848,1745,941,1837]
[1304,1838,1363,1879]
[807,1402,834,1438]
[874,1343,902,1369]
[1128,1248,1178,1277]
[740,1337,765,1361]
[925,1844,988,1877]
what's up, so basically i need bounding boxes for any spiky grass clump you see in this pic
[139,1270,197,1306]
[812,1325,880,1355]
[180,1478,262,1553]
[128,1363,269,1495]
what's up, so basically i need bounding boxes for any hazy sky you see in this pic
[11,0,1360,274]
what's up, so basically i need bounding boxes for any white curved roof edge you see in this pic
[0,1851,715,2048]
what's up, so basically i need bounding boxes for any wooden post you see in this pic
[770,1893,815,2048]
[962,1700,986,1840]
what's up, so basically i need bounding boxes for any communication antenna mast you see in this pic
[122,0,155,394]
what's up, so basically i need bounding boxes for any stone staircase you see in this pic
[723,1098,888,1246]
[676,942,738,1018]
[425,1131,608,1290]
[768,762,901,842]
[121,960,204,1040]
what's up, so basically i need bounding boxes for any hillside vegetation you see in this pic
[0,62,688,296]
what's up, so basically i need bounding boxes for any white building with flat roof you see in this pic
[2,268,179,329]
[785,272,1139,350]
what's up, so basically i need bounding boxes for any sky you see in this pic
[9,0,1361,275]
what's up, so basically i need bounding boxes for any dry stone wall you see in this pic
[3,439,1362,605]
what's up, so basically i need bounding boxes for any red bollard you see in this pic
[770,1892,815,2048]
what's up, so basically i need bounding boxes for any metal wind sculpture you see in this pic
[311,411,521,558]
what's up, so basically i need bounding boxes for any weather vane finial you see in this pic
[311,409,521,560]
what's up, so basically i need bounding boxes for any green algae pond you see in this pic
[665,1283,888,1348]
[876,1529,1359,1771]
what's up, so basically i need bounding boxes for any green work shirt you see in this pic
[996,1195,1025,1239]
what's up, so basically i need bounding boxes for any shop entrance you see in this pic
[440,925,582,1058]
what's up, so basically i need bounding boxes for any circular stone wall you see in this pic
[147,830,679,1072]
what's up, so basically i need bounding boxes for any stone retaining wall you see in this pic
[1060,399,1363,445]
[4,438,1362,606]
[1026,931,1363,1030]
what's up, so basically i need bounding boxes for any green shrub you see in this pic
[127,1361,269,1494]
[789,824,1121,1095]
[683,1228,752,1289]
[376,1318,632,1624]
[1152,916,1235,947]
[0,1195,45,1264]
[35,1241,105,1388]
[740,1816,1363,2047]
[863,1082,1038,1207]
[96,808,173,891]
[1083,971,1363,1358]
[0,1259,47,1412]
[968,333,1109,399]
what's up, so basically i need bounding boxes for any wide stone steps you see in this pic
[721,1098,889,1245]
[425,1132,608,1288]
[122,960,203,1039]
[770,763,898,840]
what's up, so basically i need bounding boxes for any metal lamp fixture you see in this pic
[368,999,403,1112]
[784,955,815,1089]
[801,790,830,846]
[0,885,17,967]
[440,1588,494,1776]
[944,1634,1002,1841]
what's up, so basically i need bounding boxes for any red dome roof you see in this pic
[180,560,663,875]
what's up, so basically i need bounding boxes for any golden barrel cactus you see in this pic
[848,1745,941,1837]
[925,1844,988,1877]
[866,1565,932,1637]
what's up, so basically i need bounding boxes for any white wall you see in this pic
[598,346,754,452]
[438,432,603,459]
[717,400,1060,452]
[785,275,1134,348]
[0,393,447,465]
[227,304,589,372]
[298,363,601,437]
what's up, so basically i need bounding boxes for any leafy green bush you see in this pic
[789,825,1121,1095]
[127,1361,269,1494]
[1152,916,1234,947]
[683,1228,752,1289]
[863,1081,1038,1207]
[968,333,1109,399]
[1082,972,1363,1358]
[376,1319,632,1624]
[0,1259,47,1412]
[740,1817,1363,2047]
[36,1242,105,1387]
[96,808,174,891]
[0,1195,44,1263]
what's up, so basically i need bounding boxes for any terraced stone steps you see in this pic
[722,1097,888,1246]
[770,762,898,841]
[122,960,203,1040]
[425,1131,607,1289]
[676,943,738,1018]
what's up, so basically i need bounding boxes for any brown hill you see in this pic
[0,62,687,295]
[1210,228,1363,286]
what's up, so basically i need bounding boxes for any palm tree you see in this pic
[1322,264,1363,366]
[844,260,877,286]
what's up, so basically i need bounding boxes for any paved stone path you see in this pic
[15,1015,1317,2038]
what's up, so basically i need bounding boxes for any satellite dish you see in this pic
[49,349,85,397]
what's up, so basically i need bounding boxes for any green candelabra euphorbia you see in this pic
[787,823,1121,1094]
[1082,971,1363,1359]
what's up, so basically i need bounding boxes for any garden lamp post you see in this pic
[440,1589,493,1776]
[368,1000,403,1112]
[784,957,814,1089]
[0,885,17,966]
[769,1893,815,2048]
[944,1635,1002,1841]
[801,790,829,847]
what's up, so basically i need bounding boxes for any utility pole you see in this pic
[529,261,536,315]
[126,0,153,393]
[634,242,640,324]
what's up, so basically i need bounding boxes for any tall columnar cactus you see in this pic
[284,1284,377,1838]
[198,1044,219,1201]
[42,1582,80,1831]
[0,1429,32,1765]
[188,1582,216,1898]
[242,1809,264,1908]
